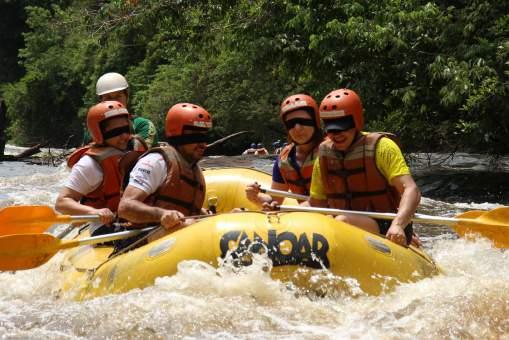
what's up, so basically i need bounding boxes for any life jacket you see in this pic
[66,135,149,212]
[118,136,149,189]
[277,143,318,196]
[144,146,205,216]
[318,132,401,212]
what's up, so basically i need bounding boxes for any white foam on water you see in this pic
[453,201,505,210]
[0,161,508,338]
[421,195,505,213]
[0,162,68,208]
[0,238,507,338]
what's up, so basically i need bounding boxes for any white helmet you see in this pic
[96,72,129,96]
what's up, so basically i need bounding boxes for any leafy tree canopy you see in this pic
[1,0,507,154]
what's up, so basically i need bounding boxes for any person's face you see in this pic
[177,130,207,163]
[326,128,357,151]
[102,116,131,150]
[100,90,128,107]
[283,109,316,145]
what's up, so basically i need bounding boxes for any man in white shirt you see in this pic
[118,103,212,241]
[56,101,132,224]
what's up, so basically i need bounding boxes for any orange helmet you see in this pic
[87,101,130,144]
[165,103,212,137]
[280,94,320,128]
[319,89,364,130]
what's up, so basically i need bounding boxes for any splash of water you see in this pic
[0,161,508,338]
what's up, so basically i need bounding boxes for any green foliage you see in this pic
[0,0,67,83]
[1,0,508,154]
[3,3,97,145]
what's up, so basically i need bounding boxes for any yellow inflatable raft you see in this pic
[60,168,441,299]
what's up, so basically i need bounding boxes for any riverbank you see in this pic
[2,145,509,205]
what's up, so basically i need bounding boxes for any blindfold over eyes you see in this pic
[102,125,130,140]
[284,118,315,130]
[167,133,208,146]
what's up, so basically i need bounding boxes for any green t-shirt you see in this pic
[132,116,158,147]
[82,116,159,147]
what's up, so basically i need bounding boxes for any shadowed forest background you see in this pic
[0,0,507,155]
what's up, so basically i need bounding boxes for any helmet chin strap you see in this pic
[343,130,360,151]
[293,137,313,146]
[292,128,316,145]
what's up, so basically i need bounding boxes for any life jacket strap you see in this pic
[155,195,195,211]
[327,167,365,178]
[180,174,204,190]
[326,189,388,200]
[81,192,119,203]
[284,177,310,187]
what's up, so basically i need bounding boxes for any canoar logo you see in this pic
[219,230,330,269]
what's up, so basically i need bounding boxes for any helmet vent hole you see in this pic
[335,95,340,98]
[198,114,204,118]
[327,95,331,98]
[295,97,300,101]
[344,92,349,95]
[182,104,187,107]
[108,105,114,109]
[322,105,327,110]
[332,105,337,110]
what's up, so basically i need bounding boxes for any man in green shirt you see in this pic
[82,72,158,147]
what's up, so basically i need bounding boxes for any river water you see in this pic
[0,148,508,339]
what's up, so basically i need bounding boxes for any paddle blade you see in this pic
[456,210,485,219]
[455,207,509,248]
[0,205,59,236]
[0,233,60,270]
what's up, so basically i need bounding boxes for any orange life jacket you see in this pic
[144,146,205,216]
[318,132,401,212]
[67,146,124,212]
[277,143,318,196]
[117,136,149,189]
[67,136,149,212]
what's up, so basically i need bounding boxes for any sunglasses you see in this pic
[284,118,315,130]
[326,129,352,135]
[102,125,130,140]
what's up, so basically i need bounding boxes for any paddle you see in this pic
[0,211,218,271]
[277,205,509,248]
[260,187,308,201]
[206,131,249,149]
[261,187,509,247]
[0,205,100,236]
[0,227,155,271]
